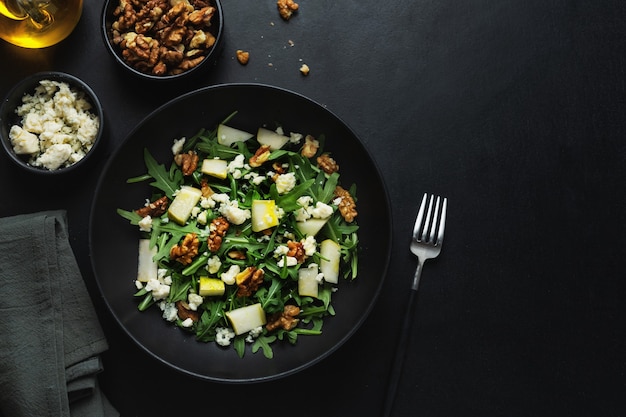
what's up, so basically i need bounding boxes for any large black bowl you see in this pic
[89,83,391,383]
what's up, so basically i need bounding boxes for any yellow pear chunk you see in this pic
[225,303,267,335]
[137,239,157,282]
[167,186,202,225]
[251,199,279,232]
[319,239,341,284]
[201,158,228,179]
[217,124,254,147]
[199,276,225,296]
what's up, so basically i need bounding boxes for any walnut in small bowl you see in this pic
[102,0,224,81]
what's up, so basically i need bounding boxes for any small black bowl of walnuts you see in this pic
[101,0,224,81]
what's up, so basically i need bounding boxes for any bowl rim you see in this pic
[100,0,225,81]
[0,71,105,175]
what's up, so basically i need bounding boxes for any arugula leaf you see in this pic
[117,208,142,224]
[257,278,284,312]
[317,171,339,203]
[168,274,192,303]
[136,292,154,311]
[234,336,246,358]
[144,148,182,198]
[252,334,277,358]
[196,300,227,342]
[276,178,316,212]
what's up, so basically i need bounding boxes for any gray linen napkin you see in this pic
[0,210,118,417]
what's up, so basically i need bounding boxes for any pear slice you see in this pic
[257,127,289,150]
[201,158,228,179]
[251,199,279,232]
[167,186,202,225]
[298,263,319,298]
[199,276,225,296]
[319,239,341,283]
[137,239,157,282]
[296,218,328,237]
[225,303,267,335]
[217,124,253,147]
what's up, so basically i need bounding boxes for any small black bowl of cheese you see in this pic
[0,71,104,175]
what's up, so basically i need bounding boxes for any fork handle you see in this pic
[411,261,424,290]
[381,286,418,417]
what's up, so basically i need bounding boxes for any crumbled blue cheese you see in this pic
[220,264,240,285]
[275,172,296,194]
[227,154,248,179]
[138,215,153,232]
[218,200,251,225]
[160,302,179,322]
[277,256,298,267]
[289,132,303,144]
[8,80,100,170]
[311,202,333,219]
[302,235,317,256]
[207,255,221,274]
[245,326,263,343]
[294,197,333,221]
[171,137,186,155]
[8,126,39,154]
[215,327,236,346]
[145,278,170,300]
[187,293,204,311]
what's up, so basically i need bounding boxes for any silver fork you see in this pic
[382,193,448,417]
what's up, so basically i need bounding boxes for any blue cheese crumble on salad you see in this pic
[118,112,359,358]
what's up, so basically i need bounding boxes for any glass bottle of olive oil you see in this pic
[0,0,82,48]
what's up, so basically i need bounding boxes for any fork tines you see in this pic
[413,193,447,246]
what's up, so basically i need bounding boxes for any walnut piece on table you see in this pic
[277,0,298,20]
[236,49,250,65]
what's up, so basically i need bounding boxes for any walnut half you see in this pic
[135,195,169,218]
[317,153,339,174]
[170,233,200,265]
[334,185,358,223]
[208,216,229,252]
[266,305,301,331]
[174,150,199,176]
[235,267,265,297]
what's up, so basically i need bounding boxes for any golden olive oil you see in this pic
[0,0,82,48]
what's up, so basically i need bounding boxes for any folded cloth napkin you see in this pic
[0,211,118,417]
